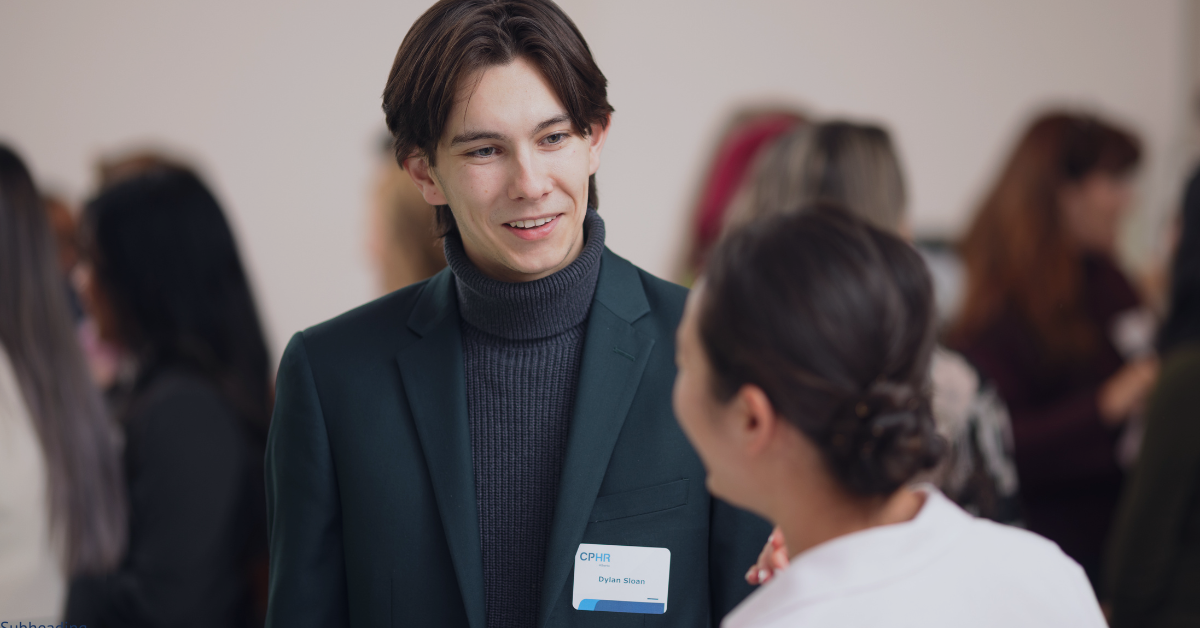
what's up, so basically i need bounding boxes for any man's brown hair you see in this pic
[382,0,614,235]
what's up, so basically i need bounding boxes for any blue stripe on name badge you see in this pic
[578,599,665,614]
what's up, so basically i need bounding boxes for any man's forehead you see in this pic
[441,59,570,141]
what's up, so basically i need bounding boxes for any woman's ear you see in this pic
[736,384,780,456]
[402,155,449,206]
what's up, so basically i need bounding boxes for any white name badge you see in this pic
[573,543,670,615]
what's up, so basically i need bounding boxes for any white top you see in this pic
[723,487,1105,628]
[0,343,65,622]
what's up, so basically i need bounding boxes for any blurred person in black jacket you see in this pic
[1105,164,1200,627]
[66,166,271,628]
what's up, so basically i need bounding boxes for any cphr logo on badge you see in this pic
[573,543,670,615]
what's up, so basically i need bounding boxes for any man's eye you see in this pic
[469,147,496,158]
[545,133,567,144]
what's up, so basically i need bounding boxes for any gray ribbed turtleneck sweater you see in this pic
[444,210,604,628]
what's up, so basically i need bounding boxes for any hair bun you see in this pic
[822,382,945,496]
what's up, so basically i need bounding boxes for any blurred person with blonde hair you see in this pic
[366,134,446,294]
[949,111,1154,591]
[0,144,126,623]
[732,121,1021,585]
[727,121,906,235]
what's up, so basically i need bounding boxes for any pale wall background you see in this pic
[0,0,1193,362]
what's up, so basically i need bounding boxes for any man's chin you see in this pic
[499,249,578,281]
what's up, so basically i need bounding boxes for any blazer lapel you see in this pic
[396,269,487,628]
[538,250,656,627]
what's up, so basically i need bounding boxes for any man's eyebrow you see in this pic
[532,114,571,135]
[450,130,508,147]
[448,114,571,147]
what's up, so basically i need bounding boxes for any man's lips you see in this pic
[503,213,561,241]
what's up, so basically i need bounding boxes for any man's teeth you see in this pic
[507,216,556,229]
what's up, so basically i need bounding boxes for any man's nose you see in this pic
[508,152,553,202]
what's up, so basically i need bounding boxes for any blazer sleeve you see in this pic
[265,332,349,627]
[1105,353,1200,626]
[708,498,772,624]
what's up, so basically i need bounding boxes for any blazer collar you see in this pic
[592,247,651,324]
[537,249,655,626]
[398,268,487,628]
[406,266,457,337]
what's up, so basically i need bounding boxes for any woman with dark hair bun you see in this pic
[733,121,1021,587]
[673,205,1104,626]
[65,167,270,627]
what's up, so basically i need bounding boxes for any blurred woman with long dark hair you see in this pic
[66,166,270,628]
[1105,165,1200,626]
[949,112,1156,590]
[0,144,126,622]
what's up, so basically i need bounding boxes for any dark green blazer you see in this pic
[1106,343,1200,627]
[265,248,769,628]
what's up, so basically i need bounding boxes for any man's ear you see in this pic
[587,115,611,176]
[736,384,779,456]
[402,154,449,206]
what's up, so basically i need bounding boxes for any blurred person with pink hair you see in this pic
[675,107,804,284]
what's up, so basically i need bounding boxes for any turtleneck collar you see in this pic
[444,209,605,340]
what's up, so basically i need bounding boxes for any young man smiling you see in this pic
[264,1,768,627]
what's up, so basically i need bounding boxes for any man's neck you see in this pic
[443,209,605,340]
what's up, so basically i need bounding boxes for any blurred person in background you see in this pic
[949,111,1156,591]
[96,150,192,190]
[65,167,271,628]
[82,149,200,397]
[365,133,446,294]
[1105,164,1200,627]
[43,193,125,391]
[0,144,126,623]
[676,206,1104,627]
[42,194,84,320]
[674,107,804,284]
[730,121,1021,585]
